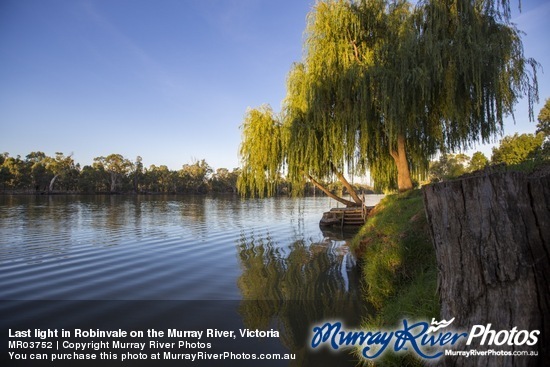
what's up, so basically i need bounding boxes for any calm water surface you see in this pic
[0,194,384,300]
[0,194,383,366]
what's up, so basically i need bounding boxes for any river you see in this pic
[0,194,383,366]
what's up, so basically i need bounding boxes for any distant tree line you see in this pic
[2,98,547,194]
[428,129,549,183]
[1,128,546,194]
[428,98,549,182]
[0,153,241,194]
[0,152,375,196]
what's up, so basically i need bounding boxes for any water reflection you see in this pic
[236,232,366,365]
[0,195,379,365]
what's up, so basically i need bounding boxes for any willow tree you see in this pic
[239,2,377,205]
[238,105,284,197]
[239,0,538,195]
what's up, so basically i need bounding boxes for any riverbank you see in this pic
[350,189,439,366]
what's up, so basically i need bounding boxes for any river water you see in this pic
[0,194,383,366]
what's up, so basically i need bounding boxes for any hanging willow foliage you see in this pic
[237,105,286,197]
[415,0,538,150]
[238,0,538,194]
[284,0,375,187]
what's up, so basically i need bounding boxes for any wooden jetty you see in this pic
[319,205,374,227]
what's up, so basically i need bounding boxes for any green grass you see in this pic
[350,189,439,366]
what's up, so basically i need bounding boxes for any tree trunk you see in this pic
[306,174,357,207]
[330,163,362,205]
[390,134,413,192]
[48,174,59,193]
[423,170,549,366]
[110,172,118,193]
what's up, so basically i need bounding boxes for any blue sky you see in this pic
[1,0,549,171]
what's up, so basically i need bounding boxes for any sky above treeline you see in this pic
[1,0,549,171]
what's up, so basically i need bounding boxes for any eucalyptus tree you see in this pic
[491,132,545,165]
[536,98,550,159]
[211,168,240,193]
[46,152,76,192]
[148,164,174,193]
[429,153,471,182]
[78,165,99,193]
[1,154,30,190]
[130,156,143,193]
[26,152,49,191]
[179,159,213,193]
[538,98,550,136]
[0,153,10,192]
[93,154,132,193]
[238,0,538,194]
[469,152,489,172]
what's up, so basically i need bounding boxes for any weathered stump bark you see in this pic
[423,169,549,367]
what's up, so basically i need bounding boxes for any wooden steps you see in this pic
[339,208,365,225]
[320,206,374,227]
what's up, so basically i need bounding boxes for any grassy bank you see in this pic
[350,189,439,366]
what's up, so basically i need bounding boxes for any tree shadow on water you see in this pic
[236,232,369,366]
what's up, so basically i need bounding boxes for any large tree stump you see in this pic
[423,169,549,367]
